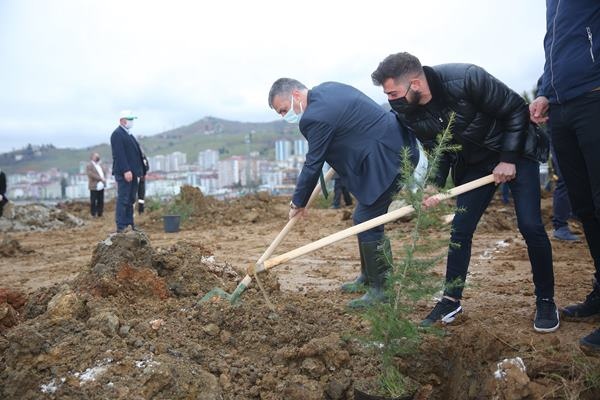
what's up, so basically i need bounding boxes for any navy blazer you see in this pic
[293,82,417,207]
[110,125,144,177]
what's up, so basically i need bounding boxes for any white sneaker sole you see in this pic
[441,306,463,324]
[534,309,560,333]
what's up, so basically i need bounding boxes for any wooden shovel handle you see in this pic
[252,174,495,274]
[255,167,336,264]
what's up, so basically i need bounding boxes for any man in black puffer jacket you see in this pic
[372,52,558,333]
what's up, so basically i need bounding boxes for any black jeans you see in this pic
[332,179,352,208]
[445,158,554,300]
[90,189,104,217]
[550,90,600,282]
[550,145,573,230]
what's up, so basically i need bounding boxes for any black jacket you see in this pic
[0,171,5,196]
[393,64,548,185]
[0,170,7,206]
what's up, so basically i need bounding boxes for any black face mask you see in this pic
[389,92,422,115]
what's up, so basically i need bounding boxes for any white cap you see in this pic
[119,110,138,120]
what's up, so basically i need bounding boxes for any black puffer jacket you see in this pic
[393,64,548,184]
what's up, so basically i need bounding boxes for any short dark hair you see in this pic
[268,78,307,108]
[371,52,423,86]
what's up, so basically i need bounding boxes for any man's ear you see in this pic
[291,88,300,100]
[411,78,422,91]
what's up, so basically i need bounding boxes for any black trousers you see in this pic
[550,90,600,282]
[332,179,352,207]
[444,158,554,300]
[90,189,104,217]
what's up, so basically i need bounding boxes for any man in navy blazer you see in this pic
[110,110,145,232]
[268,78,419,307]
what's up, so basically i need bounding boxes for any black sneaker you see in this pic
[561,282,600,320]
[534,298,560,333]
[580,328,600,354]
[420,297,462,327]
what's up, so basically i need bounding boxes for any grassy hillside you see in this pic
[0,117,300,174]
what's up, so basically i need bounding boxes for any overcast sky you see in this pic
[0,0,547,154]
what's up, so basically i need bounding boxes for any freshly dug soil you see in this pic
[1,192,599,399]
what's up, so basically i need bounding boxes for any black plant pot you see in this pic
[354,388,414,400]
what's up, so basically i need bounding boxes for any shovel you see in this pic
[199,168,336,303]
[248,174,495,276]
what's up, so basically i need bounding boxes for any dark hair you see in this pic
[371,52,423,86]
[268,78,307,108]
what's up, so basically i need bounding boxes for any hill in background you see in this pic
[0,116,299,174]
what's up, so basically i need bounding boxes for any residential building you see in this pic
[275,140,292,162]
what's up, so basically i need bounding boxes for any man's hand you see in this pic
[493,162,516,184]
[0,194,3,201]
[288,202,307,220]
[529,96,549,124]
[124,171,133,182]
[421,185,440,209]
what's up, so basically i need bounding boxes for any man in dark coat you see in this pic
[0,168,7,218]
[372,52,557,333]
[268,78,419,308]
[110,110,145,232]
[530,0,600,351]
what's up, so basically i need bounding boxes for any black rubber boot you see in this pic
[341,239,368,293]
[347,238,392,309]
[562,280,600,320]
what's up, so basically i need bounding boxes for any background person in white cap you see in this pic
[110,110,145,232]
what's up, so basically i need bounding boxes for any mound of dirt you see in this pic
[148,187,287,228]
[56,199,116,219]
[0,288,27,333]
[0,235,34,257]
[0,204,84,232]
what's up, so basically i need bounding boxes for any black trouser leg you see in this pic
[97,189,104,217]
[550,91,600,282]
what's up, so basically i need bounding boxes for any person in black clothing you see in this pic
[331,172,352,209]
[0,169,7,218]
[137,155,149,214]
[530,0,600,352]
[372,52,558,333]
[549,145,579,241]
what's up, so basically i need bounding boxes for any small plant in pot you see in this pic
[354,117,459,399]
[161,192,194,232]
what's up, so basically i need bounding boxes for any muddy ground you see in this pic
[1,190,599,400]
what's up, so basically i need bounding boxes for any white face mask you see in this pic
[125,119,134,130]
[283,96,303,124]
